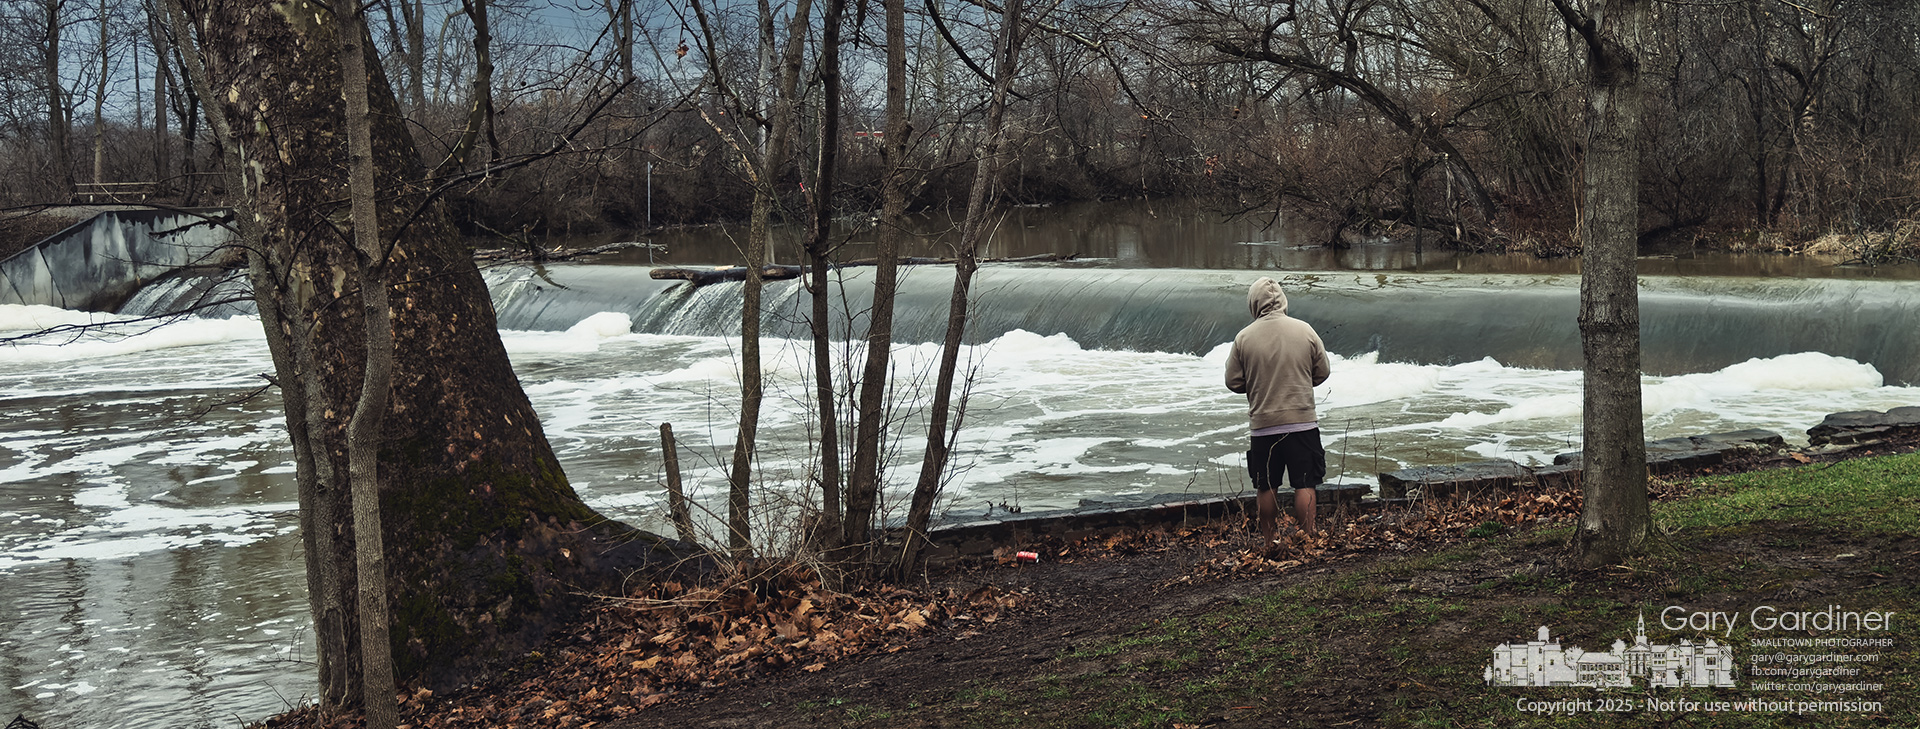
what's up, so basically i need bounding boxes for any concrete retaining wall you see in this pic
[0,208,234,312]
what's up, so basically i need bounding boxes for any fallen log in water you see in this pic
[840,252,1078,266]
[648,253,1078,286]
[649,265,804,285]
[474,240,667,263]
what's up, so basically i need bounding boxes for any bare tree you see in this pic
[391,0,426,114]
[1553,0,1650,566]
[842,0,911,556]
[89,0,110,184]
[683,0,819,558]
[802,0,849,551]
[41,0,75,195]
[1185,0,1500,232]
[428,0,499,179]
[144,1,170,185]
[336,0,400,725]
[898,0,1024,576]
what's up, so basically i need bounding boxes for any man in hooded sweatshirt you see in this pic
[1226,277,1331,541]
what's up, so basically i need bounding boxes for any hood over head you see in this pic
[1248,277,1288,319]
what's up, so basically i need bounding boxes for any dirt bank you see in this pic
[246,436,1917,729]
[608,440,1917,728]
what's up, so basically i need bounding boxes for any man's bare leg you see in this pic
[1293,486,1318,535]
[1256,489,1280,542]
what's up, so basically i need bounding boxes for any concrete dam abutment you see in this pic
[0,207,236,312]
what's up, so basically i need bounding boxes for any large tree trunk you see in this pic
[844,0,910,553]
[1555,0,1651,566]
[175,0,693,706]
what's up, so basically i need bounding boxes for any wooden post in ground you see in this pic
[660,423,696,545]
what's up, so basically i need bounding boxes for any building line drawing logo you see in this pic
[1486,613,1738,688]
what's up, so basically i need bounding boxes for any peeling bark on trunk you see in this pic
[1554,0,1652,567]
[175,0,697,706]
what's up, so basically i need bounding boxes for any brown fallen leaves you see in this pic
[257,484,1635,729]
[1198,488,1586,576]
[992,486,1592,581]
[255,563,1020,729]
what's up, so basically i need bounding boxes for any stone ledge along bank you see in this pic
[904,406,1920,567]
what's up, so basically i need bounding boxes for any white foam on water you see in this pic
[500,312,635,355]
[0,304,126,332]
[0,419,284,487]
[3,308,1916,574]
[1437,393,1582,429]
[1317,351,1445,408]
[1005,437,1122,474]
[516,325,1920,514]
[1133,423,1246,449]
[1431,352,1899,431]
[0,499,297,570]
[1,440,161,486]
[0,314,263,364]
[1648,351,1883,407]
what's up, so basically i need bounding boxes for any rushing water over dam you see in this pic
[462,264,1920,384]
[6,258,1918,728]
[122,262,1920,384]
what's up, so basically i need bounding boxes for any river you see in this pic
[3,200,1917,727]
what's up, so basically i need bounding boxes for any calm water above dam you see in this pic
[5,200,1919,728]
[592,198,1920,280]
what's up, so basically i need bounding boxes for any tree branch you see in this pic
[687,0,772,130]
[1549,0,1601,57]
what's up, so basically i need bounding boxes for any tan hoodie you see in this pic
[1225,277,1330,429]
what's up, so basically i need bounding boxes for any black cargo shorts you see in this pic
[1248,429,1326,492]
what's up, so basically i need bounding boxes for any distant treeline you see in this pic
[3,0,1916,251]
